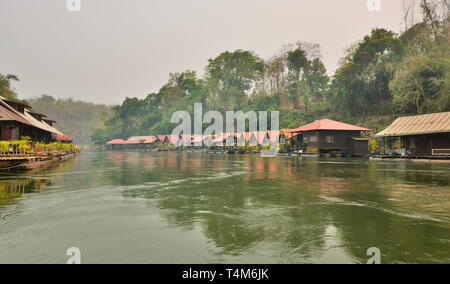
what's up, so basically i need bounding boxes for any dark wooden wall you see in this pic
[404,133,450,155]
[302,130,362,152]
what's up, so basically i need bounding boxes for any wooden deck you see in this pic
[371,155,450,162]
[0,152,77,171]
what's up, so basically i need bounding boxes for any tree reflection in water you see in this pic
[106,151,450,263]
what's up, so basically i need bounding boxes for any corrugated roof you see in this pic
[192,134,204,143]
[289,119,371,132]
[167,135,180,144]
[53,134,73,141]
[144,137,157,144]
[23,110,65,135]
[0,98,33,125]
[127,136,155,142]
[157,135,167,142]
[252,131,269,145]
[0,97,72,141]
[0,97,71,140]
[280,129,298,139]
[242,132,252,142]
[267,130,280,142]
[376,112,450,137]
[107,139,126,145]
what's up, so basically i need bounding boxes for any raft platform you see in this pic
[0,152,77,171]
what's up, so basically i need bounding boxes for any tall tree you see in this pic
[0,73,20,100]
[306,58,329,102]
[206,50,266,110]
[287,48,310,109]
[328,29,404,116]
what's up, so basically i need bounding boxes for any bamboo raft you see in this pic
[0,152,77,171]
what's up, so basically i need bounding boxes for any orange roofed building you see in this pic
[288,119,371,156]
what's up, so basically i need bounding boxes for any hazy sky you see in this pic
[0,0,408,104]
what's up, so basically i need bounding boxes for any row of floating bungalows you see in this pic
[105,111,450,158]
[106,119,373,157]
[107,132,283,150]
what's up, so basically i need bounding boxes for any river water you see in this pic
[0,150,449,264]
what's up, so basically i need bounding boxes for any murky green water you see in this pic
[0,150,449,264]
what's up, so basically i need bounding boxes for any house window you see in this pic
[408,138,416,148]
[309,136,318,143]
[326,136,335,143]
[11,127,19,140]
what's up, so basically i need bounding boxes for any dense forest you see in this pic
[0,78,111,144]
[2,1,449,146]
[91,1,449,145]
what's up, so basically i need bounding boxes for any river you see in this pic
[0,150,449,264]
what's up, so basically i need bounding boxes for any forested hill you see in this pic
[0,74,113,145]
[92,7,449,145]
[28,95,112,145]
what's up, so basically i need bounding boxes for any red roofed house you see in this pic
[106,139,126,150]
[288,119,371,156]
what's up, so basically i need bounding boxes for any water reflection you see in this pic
[1,150,449,263]
[107,151,450,263]
[0,178,47,206]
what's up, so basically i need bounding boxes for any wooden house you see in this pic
[375,112,450,157]
[0,96,71,143]
[288,119,371,156]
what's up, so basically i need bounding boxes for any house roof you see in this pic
[192,134,204,143]
[242,132,252,142]
[266,130,280,142]
[53,134,73,142]
[0,101,32,125]
[0,96,71,140]
[252,131,270,145]
[23,110,65,136]
[126,136,155,143]
[107,139,126,145]
[281,129,298,139]
[144,137,158,144]
[375,112,450,137]
[157,135,167,142]
[1,97,31,109]
[288,119,371,132]
[167,135,180,144]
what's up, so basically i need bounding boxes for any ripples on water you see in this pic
[0,150,449,264]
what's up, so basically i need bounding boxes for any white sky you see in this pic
[0,0,408,104]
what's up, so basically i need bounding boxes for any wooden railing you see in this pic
[432,149,450,156]
[0,141,79,157]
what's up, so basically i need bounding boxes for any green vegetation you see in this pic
[90,3,448,144]
[0,73,20,100]
[0,140,78,155]
[27,95,112,145]
[1,74,112,145]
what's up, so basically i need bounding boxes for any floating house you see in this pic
[0,96,72,143]
[106,139,126,150]
[375,112,450,157]
[288,119,371,156]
